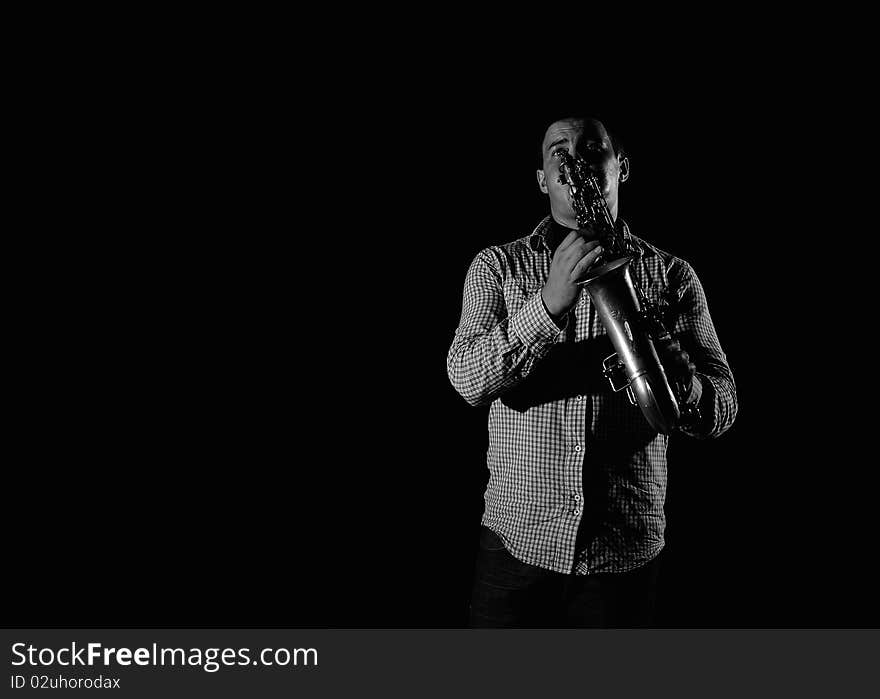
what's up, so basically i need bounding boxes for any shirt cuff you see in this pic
[509,291,566,348]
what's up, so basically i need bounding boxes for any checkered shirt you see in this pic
[447,216,737,574]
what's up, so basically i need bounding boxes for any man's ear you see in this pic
[537,169,549,194]
[618,155,630,184]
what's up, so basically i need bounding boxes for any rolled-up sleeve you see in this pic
[447,248,563,407]
[668,259,738,438]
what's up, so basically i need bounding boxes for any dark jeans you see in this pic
[469,526,661,628]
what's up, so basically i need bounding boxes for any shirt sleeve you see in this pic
[667,259,738,439]
[447,248,565,407]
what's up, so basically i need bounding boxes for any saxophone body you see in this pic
[556,151,695,434]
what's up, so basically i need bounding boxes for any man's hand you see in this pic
[541,229,603,319]
[657,337,697,393]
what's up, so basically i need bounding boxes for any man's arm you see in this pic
[446,248,566,407]
[665,259,738,439]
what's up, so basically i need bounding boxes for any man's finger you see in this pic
[671,350,691,364]
[569,245,604,281]
[554,230,582,256]
[670,353,692,370]
[576,226,601,242]
[562,238,600,267]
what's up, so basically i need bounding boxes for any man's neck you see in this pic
[550,211,578,230]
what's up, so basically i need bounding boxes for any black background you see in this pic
[7,23,875,628]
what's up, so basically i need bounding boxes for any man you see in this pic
[446,116,737,627]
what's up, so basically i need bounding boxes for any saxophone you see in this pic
[556,151,698,434]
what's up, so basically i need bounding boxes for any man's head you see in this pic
[536,117,630,229]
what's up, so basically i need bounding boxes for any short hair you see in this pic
[536,115,627,167]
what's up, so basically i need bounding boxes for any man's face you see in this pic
[537,118,627,227]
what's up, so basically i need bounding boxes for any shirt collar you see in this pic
[528,215,638,256]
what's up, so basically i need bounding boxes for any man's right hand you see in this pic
[541,229,604,319]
